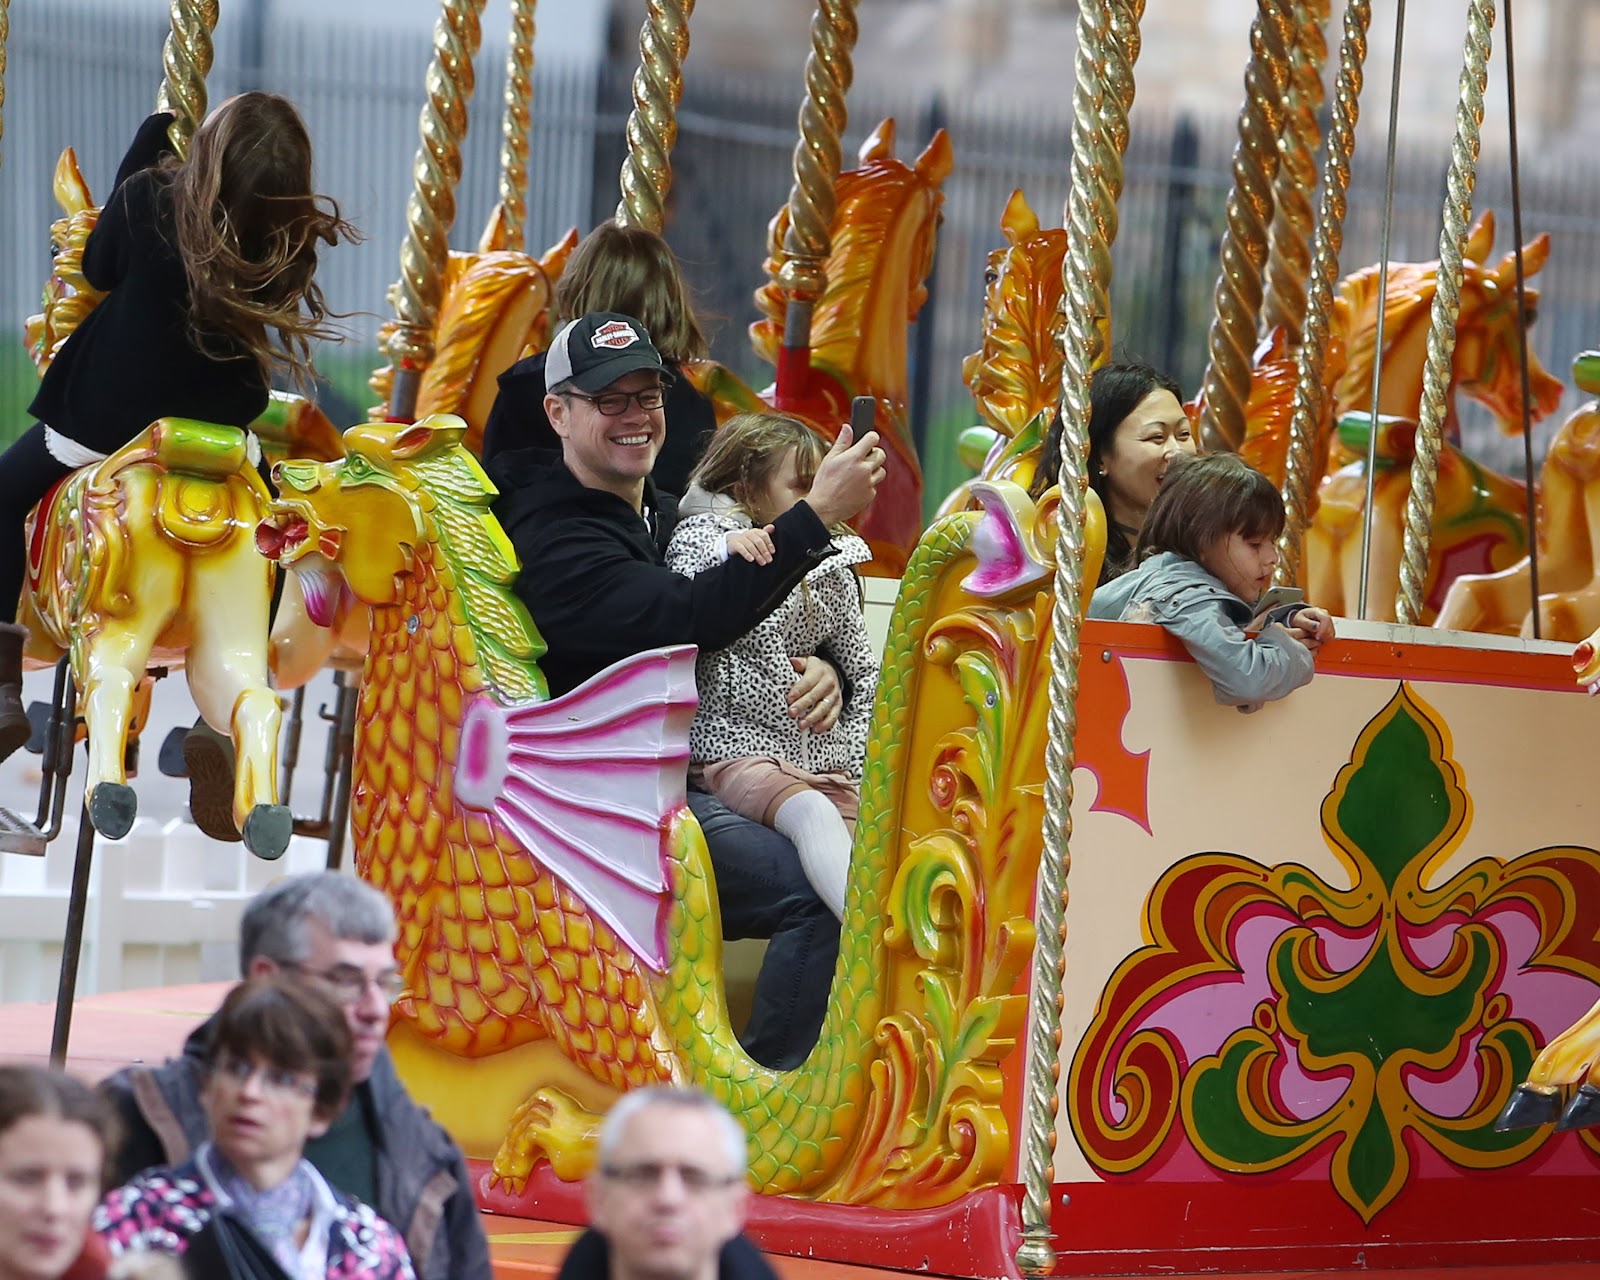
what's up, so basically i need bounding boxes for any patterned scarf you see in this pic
[209,1146,318,1280]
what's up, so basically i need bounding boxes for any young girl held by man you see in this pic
[0,93,357,764]
[666,412,879,920]
[1088,452,1335,712]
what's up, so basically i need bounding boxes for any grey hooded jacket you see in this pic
[1087,551,1315,712]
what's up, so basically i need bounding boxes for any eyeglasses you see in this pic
[563,385,668,416]
[599,1161,742,1192]
[283,960,407,1006]
[210,1055,318,1099]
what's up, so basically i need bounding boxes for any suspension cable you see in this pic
[1502,0,1541,636]
[1355,0,1407,618]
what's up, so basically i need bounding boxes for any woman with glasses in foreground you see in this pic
[94,977,414,1280]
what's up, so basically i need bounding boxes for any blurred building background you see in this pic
[2,0,1598,511]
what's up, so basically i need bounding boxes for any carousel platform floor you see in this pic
[0,981,1591,1280]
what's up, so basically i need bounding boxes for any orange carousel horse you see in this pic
[749,120,953,572]
[1298,213,1566,622]
[946,195,1566,626]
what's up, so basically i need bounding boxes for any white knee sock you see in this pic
[773,789,851,920]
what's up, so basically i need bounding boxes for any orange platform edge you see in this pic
[3,981,1595,1280]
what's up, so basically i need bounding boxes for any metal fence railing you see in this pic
[4,5,1598,515]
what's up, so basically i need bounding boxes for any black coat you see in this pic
[555,1228,780,1280]
[488,448,833,699]
[29,113,268,452]
[481,350,718,497]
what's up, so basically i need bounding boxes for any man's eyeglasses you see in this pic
[283,960,406,1006]
[563,385,668,416]
[599,1161,742,1192]
[210,1054,318,1099]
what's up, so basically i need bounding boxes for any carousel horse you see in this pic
[19,420,289,856]
[1434,351,1600,640]
[750,119,953,573]
[944,192,1564,626]
[1298,213,1566,622]
[368,208,579,453]
[260,412,1095,1204]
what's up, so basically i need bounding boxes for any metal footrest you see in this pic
[0,806,47,856]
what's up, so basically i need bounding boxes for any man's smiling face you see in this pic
[547,370,667,509]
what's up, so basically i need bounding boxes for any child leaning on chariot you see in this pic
[0,94,358,764]
[1088,452,1336,713]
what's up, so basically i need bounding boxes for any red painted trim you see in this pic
[1081,619,1582,693]
[1045,1176,1600,1275]
[474,1161,1025,1280]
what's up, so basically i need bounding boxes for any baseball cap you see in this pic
[544,312,668,393]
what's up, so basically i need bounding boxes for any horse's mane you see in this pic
[751,148,932,369]
[400,443,547,702]
[1332,259,1438,414]
[964,228,1068,439]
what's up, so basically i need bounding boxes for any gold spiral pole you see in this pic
[614,0,694,234]
[777,0,860,353]
[0,0,8,178]
[1197,0,1294,452]
[1276,0,1373,582]
[385,0,488,420]
[156,0,219,155]
[1396,0,1496,625]
[1261,0,1330,344]
[497,0,537,251]
[1017,1,1141,1273]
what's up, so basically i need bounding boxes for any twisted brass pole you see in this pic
[1395,0,1496,625]
[498,0,538,250]
[1017,1,1141,1273]
[777,0,860,352]
[156,0,219,154]
[1276,0,1374,582]
[1261,0,1330,345]
[615,0,694,233]
[0,0,8,178]
[385,0,488,421]
[1197,0,1294,451]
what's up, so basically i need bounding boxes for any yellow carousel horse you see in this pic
[13,146,291,856]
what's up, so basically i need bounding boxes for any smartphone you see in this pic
[1252,586,1304,614]
[850,396,876,438]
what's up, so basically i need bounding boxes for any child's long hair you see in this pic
[167,92,358,388]
[555,220,709,364]
[690,412,827,524]
[1136,452,1284,565]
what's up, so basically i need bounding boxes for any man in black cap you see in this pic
[489,311,885,1068]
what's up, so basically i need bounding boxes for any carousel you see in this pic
[3,0,1600,1276]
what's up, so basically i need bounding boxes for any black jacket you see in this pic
[481,350,717,496]
[29,113,268,452]
[98,1016,492,1280]
[555,1228,780,1280]
[488,448,834,698]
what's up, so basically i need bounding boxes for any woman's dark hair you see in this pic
[208,976,353,1119]
[1030,360,1186,582]
[554,220,709,364]
[166,92,360,389]
[1135,452,1285,567]
[0,1064,117,1188]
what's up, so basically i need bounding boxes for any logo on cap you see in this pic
[591,320,641,351]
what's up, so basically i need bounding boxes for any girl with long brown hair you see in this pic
[0,93,358,764]
[665,412,879,919]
